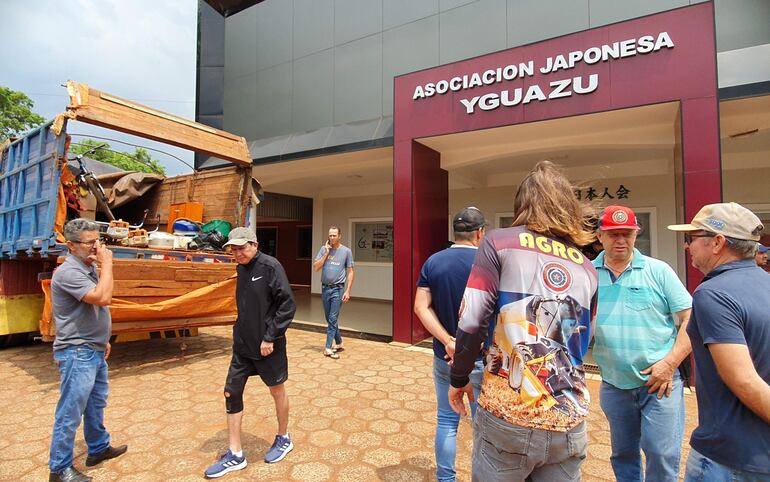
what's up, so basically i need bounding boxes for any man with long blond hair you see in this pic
[449,161,599,482]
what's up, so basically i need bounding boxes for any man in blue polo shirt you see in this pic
[592,205,692,482]
[414,207,487,482]
[669,202,770,481]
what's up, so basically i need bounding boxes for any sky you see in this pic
[0,0,199,176]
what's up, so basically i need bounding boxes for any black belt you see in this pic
[323,283,343,288]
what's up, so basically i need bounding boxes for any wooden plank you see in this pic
[116,296,175,304]
[111,315,236,333]
[66,81,252,167]
[112,286,207,297]
[113,280,209,291]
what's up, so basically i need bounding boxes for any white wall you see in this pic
[312,194,393,300]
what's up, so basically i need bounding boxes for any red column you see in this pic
[392,141,447,343]
[681,96,722,291]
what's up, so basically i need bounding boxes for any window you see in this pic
[350,219,393,263]
[256,227,277,257]
[634,208,656,257]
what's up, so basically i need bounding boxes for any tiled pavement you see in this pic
[0,326,698,481]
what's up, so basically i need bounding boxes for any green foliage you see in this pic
[70,139,166,175]
[0,86,46,141]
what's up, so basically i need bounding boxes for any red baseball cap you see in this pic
[598,205,641,231]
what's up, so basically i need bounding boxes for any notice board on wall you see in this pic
[353,221,393,263]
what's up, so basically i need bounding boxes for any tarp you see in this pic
[97,171,164,209]
[40,277,237,335]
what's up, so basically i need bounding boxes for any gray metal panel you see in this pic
[374,116,394,139]
[248,135,291,158]
[334,34,383,124]
[588,0,688,28]
[199,0,225,67]
[223,72,257,139]
[255,0,293,70]
[254,62,293,138]
[334,0,383,45]
[224,7,257,79]
[199,67,226,116]
[292,49,334,132]
[440,0,477,11]
[383,0,438,30]
[293,0,334,58]
[196,115,224,130]
[284,127,333,153]
[714,0,770,52]
[325,118,382,147]
[439,0,507,64]
[383,16,440,115]
[507,0,589,48]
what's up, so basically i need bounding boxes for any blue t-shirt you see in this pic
[315,244,353,286]
[688,259,770,474]
[417,245,477,360]
[592,249,692,388]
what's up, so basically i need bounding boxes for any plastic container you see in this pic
[202,219,232,237]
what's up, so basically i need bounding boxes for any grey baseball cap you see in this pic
[223,227,257,247]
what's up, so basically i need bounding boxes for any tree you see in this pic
[0,86,46,141]
[70,139,166,175]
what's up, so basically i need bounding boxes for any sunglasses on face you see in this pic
[684,233,715,244]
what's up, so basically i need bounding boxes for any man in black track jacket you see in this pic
[204,227,297,479]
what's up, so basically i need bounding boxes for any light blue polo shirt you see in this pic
[592,248,692,389]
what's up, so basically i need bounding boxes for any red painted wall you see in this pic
[393,3,720,343]
[264,221,311,286]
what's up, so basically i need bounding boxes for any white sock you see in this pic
[232,450,243,458]
[281,433,289,439]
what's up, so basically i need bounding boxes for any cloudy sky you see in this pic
[0,0,199,175]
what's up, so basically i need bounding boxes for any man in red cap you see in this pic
[592,205,693,482]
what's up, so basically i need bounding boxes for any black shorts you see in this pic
[226,347,288,388]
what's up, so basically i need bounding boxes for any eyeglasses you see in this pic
[683,233,715,244]
[72,239,99,248]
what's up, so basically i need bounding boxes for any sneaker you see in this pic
[323,349,340,359]
[204,450,247,478]
[264,434,293,463]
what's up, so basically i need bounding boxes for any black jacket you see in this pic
[233,252,296,359]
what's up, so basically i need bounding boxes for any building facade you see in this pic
[197,0,770,343]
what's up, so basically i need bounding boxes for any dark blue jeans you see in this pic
[321,285,343,350]
[49,345,111,473]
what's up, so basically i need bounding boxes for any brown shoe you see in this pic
[323,349,340,359]
[85,444,128,467]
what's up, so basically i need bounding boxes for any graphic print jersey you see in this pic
[451,226,598,432]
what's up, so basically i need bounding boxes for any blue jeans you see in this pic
[49,346,111,473]
[433,357,483,482]
[322,285,343,350]
[684,449,770,482]
[599,373,685,482]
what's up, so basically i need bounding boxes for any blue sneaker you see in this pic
[264,434,293,463]
[204,449,247,478]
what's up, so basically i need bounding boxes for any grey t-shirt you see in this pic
[51,255,111,351]
[315,244,354,286]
